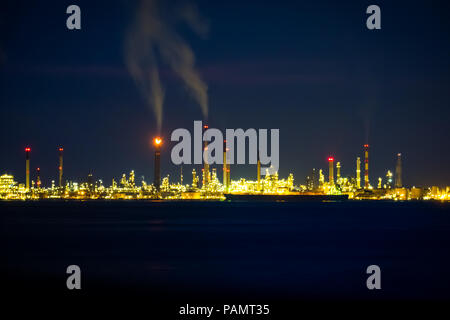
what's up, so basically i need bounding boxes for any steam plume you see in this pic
[125,0,208,131]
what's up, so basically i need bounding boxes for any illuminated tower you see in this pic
[202,168,205,188]
[364,144,369,189]
[336,162,341,184]
[395,153,402,188]
[212,168,217,186]
[25,147,31,191]
[311,168,316,190]
[319,169,324,187]
[153,137,162,192]
[227,161,230,190]
[257,153,261,192]
[36,167,41,189]
[226,141,231,189]
[192,169,198,189]
[386,170,393,188]
[223,140,231,191]
[306,175,312,190]
[356,157,361,189]
[223,140,228,190]
[203,124,209,188]
[87,173,94,192]
[328,157,334,185]
[130,170,135,187]
[58,147,64,188]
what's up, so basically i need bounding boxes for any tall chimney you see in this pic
[203,124,210,188]
[312,168,316,190]
[336,162,341,183]
[257,153,261,191]
[58,147,64,188]
[180,166,183,185]
[192,169,198,189]
[395,153,402,188]
[223,140,227,190]
[227,157,230,190]
[36,167,41,189]
[25,147,31,191]
[328,157,334,185]
[356,157,361,189]
[364,144,369,189]
[153,137,162,192]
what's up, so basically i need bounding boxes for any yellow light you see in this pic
[154,137,162,146]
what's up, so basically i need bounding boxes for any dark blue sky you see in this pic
[1,0,449,187]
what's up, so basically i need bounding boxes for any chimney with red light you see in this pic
[203,124,209,188]
[328,157,334,185]
[58,147,64,188]
[153,137,162,192]
[25,147,31,191]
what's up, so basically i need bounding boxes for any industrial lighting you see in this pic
[154,137,162,146]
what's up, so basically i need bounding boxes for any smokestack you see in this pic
[364,144,369,189]
[58,147,64,188]
[257,152,261,192]
[192,169,198,189]
[336,162,341,183]
[395,153,402,188]
[328,157,334,185]
[223,140,228,191]
[36,167,41,189]
[25,147,30,191]
[203,124,209,188]
[356,157,361,189]
[153,137,162,192]
[312,168,316,190]
[227,163,230,189]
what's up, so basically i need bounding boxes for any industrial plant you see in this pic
[0,140,449,201]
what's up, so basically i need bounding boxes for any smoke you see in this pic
[125,0,209,132]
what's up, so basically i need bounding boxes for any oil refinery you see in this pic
[0,141,449,201]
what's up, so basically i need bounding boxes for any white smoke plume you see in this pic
[125,0,209,132]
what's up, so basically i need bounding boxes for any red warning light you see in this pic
[25,147,31,152]
[364,144,369,148]
[203,125,209,129]
[59,147,64,152]
[328,157,334,162]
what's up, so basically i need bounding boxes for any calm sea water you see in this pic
[1,200,450,301]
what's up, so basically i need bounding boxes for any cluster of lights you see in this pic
[0,140,448,201]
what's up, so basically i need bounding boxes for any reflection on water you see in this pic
[1,201,450,300]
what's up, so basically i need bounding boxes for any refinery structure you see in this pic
[0,139,449,201]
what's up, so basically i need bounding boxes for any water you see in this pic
[1,200,450,302]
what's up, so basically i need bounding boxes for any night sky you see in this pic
[1,0,449,187]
